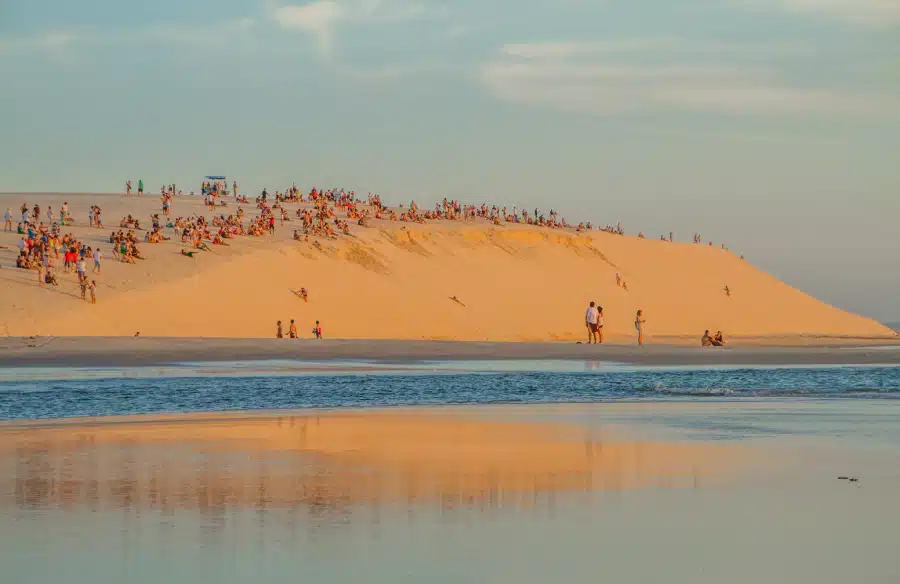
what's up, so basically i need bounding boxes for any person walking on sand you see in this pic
[3,208,11,232]
[289,319,298,339]
[276,321,284,339]
[635,310,647,345]
[126,180,132,196]
[138,179,144,196]
[313,321,323,339]
[76,257,87,282]
[92,248,102,273]
[585,301,599,344]
[89,280,97,304]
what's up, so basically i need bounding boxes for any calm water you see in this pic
[3,363,900,584]
[0,362,898,420]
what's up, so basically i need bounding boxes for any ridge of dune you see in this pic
[0,193,892,342]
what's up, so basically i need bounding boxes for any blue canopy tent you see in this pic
[202,176,228,197]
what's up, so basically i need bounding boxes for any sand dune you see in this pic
[0,193,892,342]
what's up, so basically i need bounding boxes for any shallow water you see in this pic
[2,366,899,583]
[0,363,897,420]
[2,401,899,584]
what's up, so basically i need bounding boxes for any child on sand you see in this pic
[289,320,298,339]
[80,278,88,300]
[89,281,97,304]
[313,321,322,339]
[276,321,284,339]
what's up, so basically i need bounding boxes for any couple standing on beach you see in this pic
[585,302,604,344]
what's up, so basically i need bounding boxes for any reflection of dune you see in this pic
[0,412,746,514]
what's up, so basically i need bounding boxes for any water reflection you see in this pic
[1,411,742,525]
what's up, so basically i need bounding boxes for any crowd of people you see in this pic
[9,202,98,303]
[4,180,737,339]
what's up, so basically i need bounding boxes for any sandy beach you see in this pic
[2,192,894,345]
[1,335,899,368]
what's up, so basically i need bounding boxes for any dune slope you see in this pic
[0,193,891,342]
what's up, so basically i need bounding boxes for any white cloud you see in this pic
[500,38,809,59]
[736,0,900,25]
[271,0,430,57]
[481,39,895,116]
[273,2,347,55]
[4,18,256,55]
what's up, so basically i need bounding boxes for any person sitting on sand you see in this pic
[713,331,727,346]
[702,330,713,347]
[724,285,731,297]
[44,270,58,286]
[300,288,308,302]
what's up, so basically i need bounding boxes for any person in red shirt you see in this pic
[268,215,275,235]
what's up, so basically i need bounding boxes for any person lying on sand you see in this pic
[180,249,195,258]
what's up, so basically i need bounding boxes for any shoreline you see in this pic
[1,336,898,368]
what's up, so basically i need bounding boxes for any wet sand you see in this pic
[0,335,898,368]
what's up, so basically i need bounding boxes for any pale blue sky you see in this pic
[2,0,898,321]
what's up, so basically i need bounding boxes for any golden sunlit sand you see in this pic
[1,193,893,343]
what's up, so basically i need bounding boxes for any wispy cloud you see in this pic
[3,18,256,56]
[272,0,429,57]
[480,38,896,116]
[735,0,900,25]
[500,38,810,59]
[272,1,347,56]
